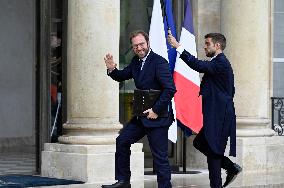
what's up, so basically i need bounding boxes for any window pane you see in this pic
[273,62,284,97]
[274,0,284,12]
[273,0,284,97]
[273,13,284,58]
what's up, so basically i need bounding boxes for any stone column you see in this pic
[221,0,273,135]
[59,0,121,146]
[220,0,284,177]
[41,1,144,185]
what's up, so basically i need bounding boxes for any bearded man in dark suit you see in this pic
[168,32,242,188]
[102,30,176,188]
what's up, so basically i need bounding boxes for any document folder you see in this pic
[132,89,168,117]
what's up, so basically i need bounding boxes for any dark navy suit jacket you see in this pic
[108,50,176,128]
[180,50,236,157]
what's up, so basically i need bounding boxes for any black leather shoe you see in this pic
[223,163,242,187]
[101,180,131,188]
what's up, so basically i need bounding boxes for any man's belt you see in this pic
[132,89,168,117]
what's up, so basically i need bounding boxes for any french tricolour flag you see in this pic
[173,0,203,133]
[149,0,177,142]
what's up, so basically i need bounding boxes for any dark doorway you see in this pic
[37,0,67,172]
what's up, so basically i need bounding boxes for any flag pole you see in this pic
[183,131,187,172]
[161,0,170,31]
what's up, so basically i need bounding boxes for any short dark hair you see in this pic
[205,33,226,50]
[129,30,149,44]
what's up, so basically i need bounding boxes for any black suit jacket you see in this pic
[180,50,236,157]
[108,50,176,128]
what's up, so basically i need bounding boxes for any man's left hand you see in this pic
[143,108,158,119]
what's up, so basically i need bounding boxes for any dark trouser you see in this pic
[115,118,171,188]
[193,128,234,188]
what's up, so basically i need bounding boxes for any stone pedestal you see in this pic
[41,0,144,185]
[232,136,284,174]
[41,143,144,183]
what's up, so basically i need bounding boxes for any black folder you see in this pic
[132,89,168,117]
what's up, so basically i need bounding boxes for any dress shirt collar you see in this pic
[210,52,223,61]
[210,55,217,61]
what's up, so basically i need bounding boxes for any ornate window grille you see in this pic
[271,97,284,135]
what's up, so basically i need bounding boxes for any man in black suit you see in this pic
[168,32,242,188]
[102,30,176,188]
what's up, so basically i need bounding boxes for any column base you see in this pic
[236,117,276,137]
[58,135,119,145]
[41,143,144,183]
[59,120,123,145]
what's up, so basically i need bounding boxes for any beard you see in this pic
[135,47,149,59]
[205,50,216,58]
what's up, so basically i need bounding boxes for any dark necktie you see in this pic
[140,59,144,70]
